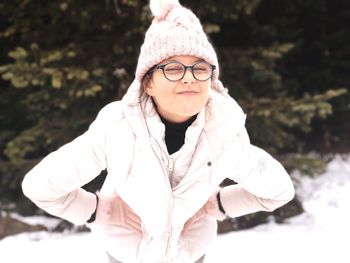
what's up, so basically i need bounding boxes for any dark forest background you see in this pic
[0,0,349,232]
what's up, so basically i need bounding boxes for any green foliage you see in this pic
[0,0,349,221]
[218,197,304,233]
[282,154,328,177]
[244,88,347,154]
[212,0,350,156]
[0,0,149,210]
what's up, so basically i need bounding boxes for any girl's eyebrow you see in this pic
[161,59,205,64]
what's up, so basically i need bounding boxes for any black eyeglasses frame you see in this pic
[147,61,216,82]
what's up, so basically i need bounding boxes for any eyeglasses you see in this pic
[149,61,216,82]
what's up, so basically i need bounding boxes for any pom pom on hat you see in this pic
[150,0,179,19]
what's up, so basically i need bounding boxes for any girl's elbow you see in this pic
[274,181,295,209]
[22,175,34,200]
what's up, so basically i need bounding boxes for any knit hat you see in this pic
[134,0,226,93]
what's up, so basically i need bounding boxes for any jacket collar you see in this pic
[121,80,246,154]
[204,89,247,151]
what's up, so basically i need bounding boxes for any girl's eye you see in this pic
[194,64,210,73]
[165,65,183,73]
[194,67,208,72]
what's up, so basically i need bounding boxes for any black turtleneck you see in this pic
[160,115,197,155]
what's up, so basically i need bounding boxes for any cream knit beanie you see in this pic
[134,0,226,93]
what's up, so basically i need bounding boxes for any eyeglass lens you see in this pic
[163,62,213,81]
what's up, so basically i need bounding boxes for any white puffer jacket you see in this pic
[22,80,295,262]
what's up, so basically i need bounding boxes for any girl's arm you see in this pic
[22,107,109,225]
[220,129,295,217]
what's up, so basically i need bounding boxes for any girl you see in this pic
[22,0,295,262]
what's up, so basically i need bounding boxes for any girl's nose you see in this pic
[181,68,195,84]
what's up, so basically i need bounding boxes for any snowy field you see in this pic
[1,155,349,263]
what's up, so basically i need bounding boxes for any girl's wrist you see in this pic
[87,193,99,223]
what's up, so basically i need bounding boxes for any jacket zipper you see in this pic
[168,157,175,187]
[164,193,174,261]
[164,157,175,260]
[150,139,175,261]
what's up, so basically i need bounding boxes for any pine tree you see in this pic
[0,0,348,228]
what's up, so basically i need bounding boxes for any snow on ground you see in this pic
[1,155,349,263]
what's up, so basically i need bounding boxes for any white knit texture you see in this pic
[150,0,179,19]
[136,1,219,80]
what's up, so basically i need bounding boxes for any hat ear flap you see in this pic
[150,0,179,19]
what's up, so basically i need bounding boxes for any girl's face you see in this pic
[144,55,211,123]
